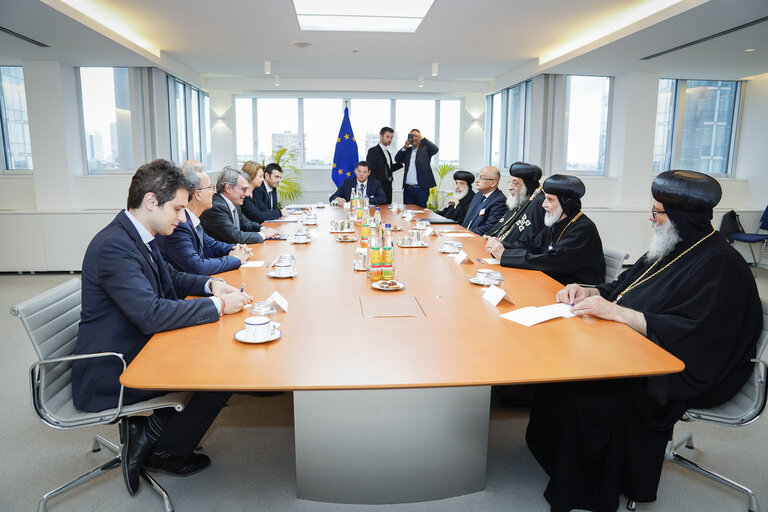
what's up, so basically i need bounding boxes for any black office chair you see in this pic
[721,206,768,277]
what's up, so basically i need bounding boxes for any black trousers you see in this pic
[382,179,393,205]
[151,391,232,458]
[403,187,429,208]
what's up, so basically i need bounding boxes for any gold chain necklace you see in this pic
[614,228,716,304]
[554,211,583,245]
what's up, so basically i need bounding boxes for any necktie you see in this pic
[194,224,205,255]
[359,184,365,197]
[385,148,393,170]
[465,195,486,230]
[232,207,240,229]
[148,240,168,297]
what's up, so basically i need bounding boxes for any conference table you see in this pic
[120,204,684,504]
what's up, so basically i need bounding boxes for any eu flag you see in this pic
[331,106,358,188]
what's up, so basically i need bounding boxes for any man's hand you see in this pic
[446,196,460,206]
[556,284,599,305]
[219,292,252,315]
[334,197,346,207]
[260,227,280,239]
[229,245,251,264]
[484,237,505,260]
[211,279,239,297]
[567,293,648,335]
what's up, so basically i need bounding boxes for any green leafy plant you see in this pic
[427,163,458,212]
[263,147,303,206]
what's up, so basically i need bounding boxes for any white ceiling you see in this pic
[0,0,766,90]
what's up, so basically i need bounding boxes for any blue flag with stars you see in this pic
[332,106,358,188]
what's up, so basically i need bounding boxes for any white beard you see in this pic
[544,204,563,227]
[454,188,469,201]
[646,220,681,262]
[505,185,528,210]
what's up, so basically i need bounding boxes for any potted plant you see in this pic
[427,163,458,212]
[264,147,303,206]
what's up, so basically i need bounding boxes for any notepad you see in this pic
[500,303,575,327]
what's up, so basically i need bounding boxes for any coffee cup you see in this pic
[476,268,494,283]
[275,261,294,277]
[415,220,430,230]
[293,231,308,243]
[409,229,422,242]
[245,316,273,340]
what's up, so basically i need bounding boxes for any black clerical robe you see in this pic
[526,230,762,512]
[501,211,604,285]
[486,193,545,247]
[437,190,474,224]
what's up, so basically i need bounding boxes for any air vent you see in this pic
[0,26,50,48]
[642,16,768,60]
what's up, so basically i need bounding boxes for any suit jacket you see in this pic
[200,193,265,244]
[460,188,508,235]
[242,183,281,223]
[329,176,387,205]
[394,138,439,189]
[155,210,240,276]
[437,190,475,224]
[366,144,402,185]
[72,211,219,412]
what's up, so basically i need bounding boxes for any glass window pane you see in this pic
[190,88,201,162]
[257,98,299,164]
[304,98,342,167]
[652,79,676,173]
[439,100,460,165]
[350,99,391,159]
[489,93,501,168]
[395,99,435,154]
[80,67,134,171]
[506,85,523,166]
[564,75,609,174]
[202,93,211,169]
[678,80,738,175]
[173,80,187,163]
[235,97,254,164]
[0,66,33,169]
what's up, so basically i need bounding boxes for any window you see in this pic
[0,66,33,170]
[485,80,532,168]
[350,99,391,161]
[303,99,341,166]
[167,76,211,168]
[652,79,676,173]
[256,98,300,164]
[395,99,436,153]
[564,75,610,174]
[439,100,460,165]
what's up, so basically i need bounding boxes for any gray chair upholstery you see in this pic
[603,247,629,283]
[10,278,192,512]
[627,299,768,512]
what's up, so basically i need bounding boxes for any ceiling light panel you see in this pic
[294,0,433,32]
[293,0,434,18]
[297,15,422,32]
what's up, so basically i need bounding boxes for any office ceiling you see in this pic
[0,0,766,89]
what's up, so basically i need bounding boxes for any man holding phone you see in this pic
[394,128,439,208]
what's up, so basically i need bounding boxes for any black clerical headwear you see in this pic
[452,170,475,185]
[543,174,585,217]
[652,170,722,241]
[509,162,542,193]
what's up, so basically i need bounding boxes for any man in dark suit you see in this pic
[365,127,402,204]
[156,161,252,275]
[460,166,507,235]
[200,167,279,244]
[437,171,475,224]
[246,163,288,222]
[394,128,439,208]
[72,159,252,496]
[329,161,387,205]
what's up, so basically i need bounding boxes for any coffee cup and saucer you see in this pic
[234,316,282,343]
[469,268,503,286]
[267,261,298,278]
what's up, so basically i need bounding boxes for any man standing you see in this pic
[437,171,476,224]
[489,174,604,285]
[200,167,279,244]
[527,170,762,512]
[329,161,387,206]
[72,159,252,495]
[250,163,289,221]
[484,162,545,248]
[156,161,252,275]
[366,126,402,204]
[394,128,439,208]
[460,166,507,235]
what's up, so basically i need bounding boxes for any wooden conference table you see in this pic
[121,205,683,504]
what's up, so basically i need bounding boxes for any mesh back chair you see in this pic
[627,299,768,512]
[10,278,192,512]
[721,206,768,277]
[603,247,629,283]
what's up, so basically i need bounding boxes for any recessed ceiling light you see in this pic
[264,60,271,75]
[744,48,756,52]
[293,0,434,32]
[418,76,424,88]
[431,62,438,77]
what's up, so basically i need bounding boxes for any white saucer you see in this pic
[438,247,459,254]
[267,270,298,278]
[234,326,282,344]
[337,236,358,242]
[468,276,501,286]
[288,238,310,244]
[371,280,405,291]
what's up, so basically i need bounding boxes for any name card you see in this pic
[267,291,288,312]
[454,250,473,264]
[482,284,514,306]
[241,261,265,268]
[424,227,435,237]
[309,228,319,239]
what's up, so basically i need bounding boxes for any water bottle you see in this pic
[381,223,394,280]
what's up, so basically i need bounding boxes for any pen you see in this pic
[240,282,245,293]
[476,258,483,264]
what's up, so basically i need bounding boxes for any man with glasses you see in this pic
[484,162,546,248]
[395,128,439,208]
[329,161,387,206]
[156,160,252,274]
[460,166,507,235]
[200,166,279,244]
[526,170,762,512]
[488,174,604,285]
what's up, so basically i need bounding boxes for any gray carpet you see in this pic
[1,273,766,512]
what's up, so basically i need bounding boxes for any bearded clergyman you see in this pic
[437,171,476,224]
[487,174,605,285]
[485,162,545,249]
[526,170,762,512]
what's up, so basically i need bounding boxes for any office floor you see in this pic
[1,272,766,512]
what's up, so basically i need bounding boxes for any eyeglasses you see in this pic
[196,185,215,192]
[651,208,666,219]
[476,176,493,182]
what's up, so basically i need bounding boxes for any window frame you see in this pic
[167,75,211,168]
[484,80,532,169]
[562,75,612,176]
[0,65,34,173]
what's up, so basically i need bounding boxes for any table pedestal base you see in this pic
[294,386,490,504]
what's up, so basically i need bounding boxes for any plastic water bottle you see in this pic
[360,212,370,247]
[369,228,382,281]
[381,223,394,280]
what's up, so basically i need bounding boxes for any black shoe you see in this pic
[144,452,211,477]
[119,417,155,495]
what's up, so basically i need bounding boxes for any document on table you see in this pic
[479,258,500,265]
[442,233,474,238]
[241,261,265,268]
[500,303,575,327]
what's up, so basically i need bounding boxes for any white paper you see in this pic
[480,258,500,265]
[424,227,435,237]
[444,233,475,238]
[241,261,265,268]
[454,250,470,264]
[482,284,514,306]
[267,291,288,312]
[500,303,575,327]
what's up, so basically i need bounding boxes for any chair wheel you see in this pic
[92,447,101,453]
[626,499,637,511]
